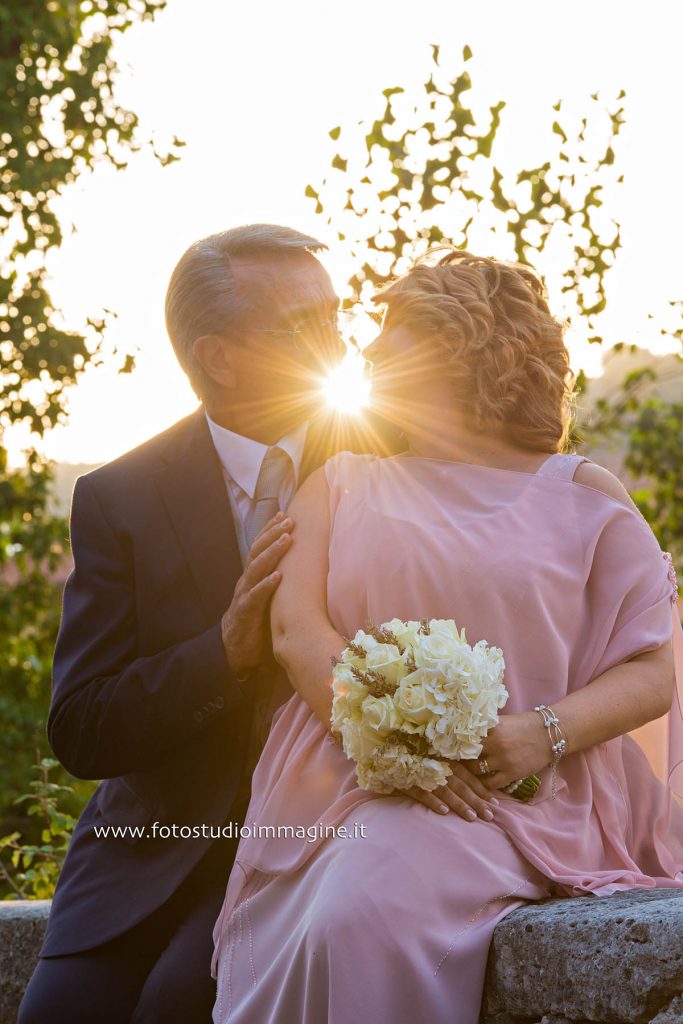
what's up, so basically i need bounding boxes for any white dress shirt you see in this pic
[205,412,309,543]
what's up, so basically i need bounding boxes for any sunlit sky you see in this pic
[7,0,683,465]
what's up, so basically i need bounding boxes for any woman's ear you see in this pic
[193,334,237,389]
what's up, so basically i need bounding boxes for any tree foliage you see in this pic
[307,44,624,332]
[0,0,180,884]
[306,44,682,556]
[1,0,181,436]
[584,353,683,560]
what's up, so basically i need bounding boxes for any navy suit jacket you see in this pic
[40,404,404,957]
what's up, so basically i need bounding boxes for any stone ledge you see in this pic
[0,900,51,1024]
[1,889,682,1024]
[481,888,683,1024]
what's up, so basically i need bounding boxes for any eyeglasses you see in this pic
[248,310,358,351]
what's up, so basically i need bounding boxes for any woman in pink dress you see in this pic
[211,250,683,1023]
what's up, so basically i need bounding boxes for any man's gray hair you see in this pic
[165,223,327,398]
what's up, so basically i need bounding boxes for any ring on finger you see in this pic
[478,756,493,776]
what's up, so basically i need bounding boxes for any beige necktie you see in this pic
[231,445,295,822]
[246,446,294,547]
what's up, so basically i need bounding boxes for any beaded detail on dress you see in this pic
[663,551,680,604]
[536,452,588,481]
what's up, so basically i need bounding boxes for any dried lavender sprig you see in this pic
[341,637,367,659]
[363,622,407,653]
[349,664,398,697]
[385,730,436,759]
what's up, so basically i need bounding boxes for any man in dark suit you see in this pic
[18,225,402,1023]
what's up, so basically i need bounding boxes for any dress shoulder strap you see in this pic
[536,452,590,481]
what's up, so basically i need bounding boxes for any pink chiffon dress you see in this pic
[211,451,683,1024]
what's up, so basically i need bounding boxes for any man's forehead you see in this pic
[231,252,337,314]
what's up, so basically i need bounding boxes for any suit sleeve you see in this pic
[47,474,249,780]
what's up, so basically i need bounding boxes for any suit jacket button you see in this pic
[193,710,204,724]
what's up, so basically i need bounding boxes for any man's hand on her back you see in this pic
[221,511,294,679]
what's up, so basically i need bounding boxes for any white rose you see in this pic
[331,664,371,735]
[393,676,435,725]
[381,618,410,643]
[331,665,368,708]
[331,695,353,733]
[364,643,410,687]
[398,620,423,649]
[339,716,384,763]
[427,619,461,642]
[414,632,463,670]
[330,699,345,734]
[339,629,377,669]
[361,694,401,735]
[352,629,379,654]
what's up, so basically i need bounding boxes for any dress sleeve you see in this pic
[585,508,677,673]
[579,500,683,798]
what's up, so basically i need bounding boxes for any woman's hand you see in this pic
[459,710,552,793]
[401,711,552,818]
[403,764,503,821]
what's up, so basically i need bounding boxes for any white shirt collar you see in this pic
[205,412,309,499]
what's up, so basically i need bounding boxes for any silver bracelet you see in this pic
[533,704,567,799]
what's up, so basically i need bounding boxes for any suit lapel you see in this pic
[154,407,242,626]
[151,404,406,623]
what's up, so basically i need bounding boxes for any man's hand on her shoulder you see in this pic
[221,512,295,680]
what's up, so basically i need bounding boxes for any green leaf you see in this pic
[118,353,136,375]
[552,120,567,143]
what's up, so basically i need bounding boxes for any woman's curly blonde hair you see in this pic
[372,248,578,453]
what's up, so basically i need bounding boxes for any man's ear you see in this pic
[193,334,237,389]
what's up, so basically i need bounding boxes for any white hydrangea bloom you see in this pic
[357,746,452,793]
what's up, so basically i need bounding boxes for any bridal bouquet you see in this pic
[330,618,540,802]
